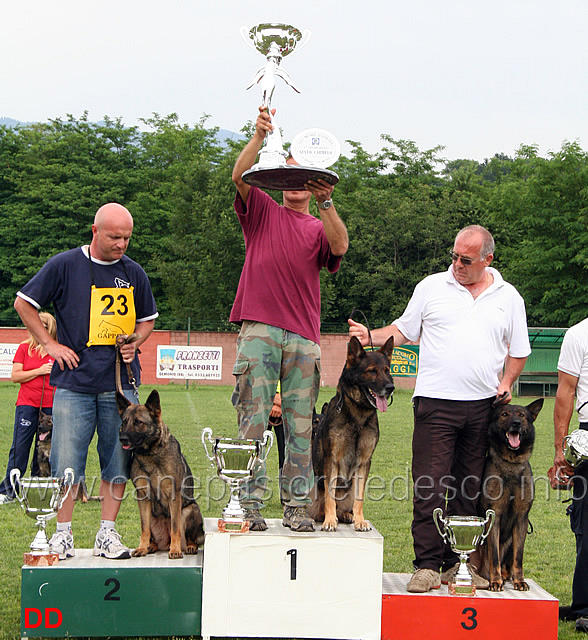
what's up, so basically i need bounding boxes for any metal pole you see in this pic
[186,317,191,390]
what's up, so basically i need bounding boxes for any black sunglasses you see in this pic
[450,250,481,266]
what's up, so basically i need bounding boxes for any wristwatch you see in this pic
[318,199,333,210]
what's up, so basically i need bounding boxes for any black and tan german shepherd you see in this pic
[477,398,544,591]
[309,336,395,531]
[117,390,205,559]
[35,411,53,477]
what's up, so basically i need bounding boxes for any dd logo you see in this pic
[24,608,63,629]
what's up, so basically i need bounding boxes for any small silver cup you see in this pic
[202,428,273,532]
[433,508,495,595]
[563,429,588,467]
[10,467,74,564]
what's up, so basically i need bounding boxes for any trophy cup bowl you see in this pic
[240,22,340,191]
[563,429,588,467]
[245,23,307,58]
[433,507,495,595]
[202,428,274,532]
[10,467,74,566]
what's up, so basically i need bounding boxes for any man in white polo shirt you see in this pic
[348,225,530,593]
[552,319,588,631]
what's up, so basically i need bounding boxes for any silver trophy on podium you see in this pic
[433,507,495,595]
[202,428,273,532]
[240,22,339,190]
[10,467,74,565]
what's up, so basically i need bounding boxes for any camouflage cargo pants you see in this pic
[232,321,321,507]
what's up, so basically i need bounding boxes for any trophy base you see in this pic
[218,518,250,533]
[448,580,476,596]
[242,164,339,191]
[24,551,60,567]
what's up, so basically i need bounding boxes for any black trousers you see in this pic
[411,396,494,571]
[570,424,588,616]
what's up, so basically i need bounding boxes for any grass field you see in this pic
[0,382,579,639]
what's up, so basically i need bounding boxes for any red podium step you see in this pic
[381,573,558,640]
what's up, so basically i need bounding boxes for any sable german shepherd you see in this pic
[35,411,53,477]
[117,390,205,559]
[309,336,395,531]
[477,398,544,591]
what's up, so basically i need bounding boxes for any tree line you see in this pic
[0,113,586,332]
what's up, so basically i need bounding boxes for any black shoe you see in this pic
[576,617,588,632]
[282,506,315,532]
[244,508,267,531]
[560,605,581,621]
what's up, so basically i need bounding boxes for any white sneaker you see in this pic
[94,527,131,559]
[49,529,75,559]
[0,494,14,504]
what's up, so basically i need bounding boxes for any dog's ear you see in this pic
[526,397,544,421]
[145,389,162,418]
[379,336,395,363]
[346,336,366,367]
[116,391,132,415]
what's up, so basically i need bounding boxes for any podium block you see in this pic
[21,549,203,638]
[381,573,558,640]
[201,517,383,640]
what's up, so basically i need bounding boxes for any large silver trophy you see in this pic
[202,428,273,532]
[10,467,74,565]
[433,508,495,595]
[240,23,339,190]
[563,429,588,467]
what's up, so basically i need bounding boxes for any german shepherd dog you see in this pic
[35,411,53,477]
[117,390,205,559]
[477,398,544,591]
[309,336,395,531]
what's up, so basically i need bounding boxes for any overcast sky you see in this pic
[2,0,586,162]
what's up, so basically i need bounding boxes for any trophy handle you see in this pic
[9,468,25,507]
[202,428,216,463]
[433,507,448,543]
[240,25,256,50]
[258,429,274,463]
[479,509,495,545]
[296,29,311,53]
[58,467,75,508]
[563,434,571,452]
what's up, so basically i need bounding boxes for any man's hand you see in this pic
[46,341,79,371]
[255,106,275,138]
[305,177,334,205]
[348,319,369,346]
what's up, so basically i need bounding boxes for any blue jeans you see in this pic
[50,389,134,484]
[0,405,52,497]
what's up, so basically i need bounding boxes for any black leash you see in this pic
[349,308,374,350]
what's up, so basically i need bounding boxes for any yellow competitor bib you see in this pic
[87,285,136,346]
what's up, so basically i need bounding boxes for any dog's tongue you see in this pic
[508,433,520,449]
[376,395,388,413]
[39,432,48,442]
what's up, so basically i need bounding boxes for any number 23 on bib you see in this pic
[87,285,136,346]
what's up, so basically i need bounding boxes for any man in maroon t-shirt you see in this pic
[230,106,348,532]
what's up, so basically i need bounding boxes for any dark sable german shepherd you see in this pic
[117,390,205,559]
[477,398,544,591]
[35,411,53,477]
[309,336,395,531]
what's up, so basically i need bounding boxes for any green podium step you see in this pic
[21,549,203,638]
